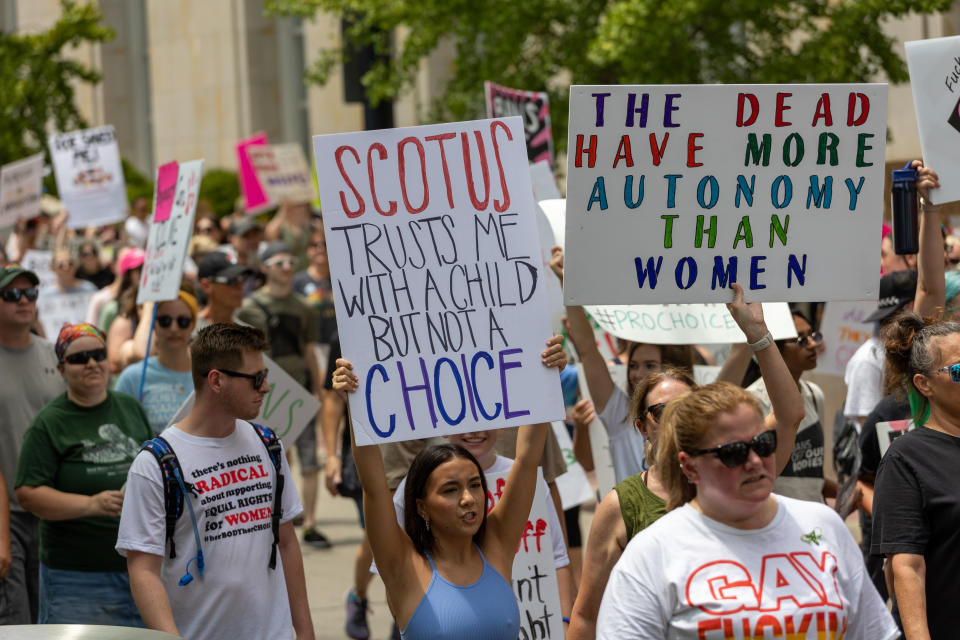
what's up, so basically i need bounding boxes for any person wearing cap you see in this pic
[15,322,151,625]
[196,251,254,330]
[93,247,145,336]
[226,216,264,296]
[238,241,331,548]
[0,264,65,624]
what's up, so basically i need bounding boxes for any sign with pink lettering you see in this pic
[564,85,888,304]
[814,300,877,377]
[485,82,554,166]
[313,117,564,445]
[236,132,271,214]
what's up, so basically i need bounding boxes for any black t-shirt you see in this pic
[872,427,960,638]
[859,393,911,480]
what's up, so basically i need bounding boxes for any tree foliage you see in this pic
[268,0,951,155]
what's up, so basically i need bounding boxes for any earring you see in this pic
[425,518,431,532]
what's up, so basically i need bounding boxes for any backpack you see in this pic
[140,422,285,582]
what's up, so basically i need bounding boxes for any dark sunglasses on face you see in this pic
[684,429,778,468]
[197,226,217,234]
[212,275,244,286]
[933,361,960,382]
[794,331,823,347]
[645,402,667,421]
[1,287,38,303]
[157,315,192,329]
[265,258,296,269]
[215,368,269,389]
[63,348,108,365]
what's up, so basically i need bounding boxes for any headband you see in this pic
[178,290,198,320]
[55,323,106,363]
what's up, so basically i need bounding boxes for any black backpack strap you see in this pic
[251,422,284,570]
[140,436,195,560]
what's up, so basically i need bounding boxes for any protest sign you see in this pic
[551,421,593,510]
[906,36,960,205]
[538,199,566,250]
[530,161,561,202]
[485,82,554,166]
[48,125,126,228]
[814,300,876,377]
[236,132,271,214]
[0,153,44,227]
[167,354,320,449]
[693,364,721,386]
[576,363,621,497]
[37,290,95,340]
[21,250,55,291]
[486,469,563,640]
[246,143,315,204]
[583,302,797,344]
[564,84,888,304]
[138,160,204,304]
[876,419,915,457]
[313,117,564,446]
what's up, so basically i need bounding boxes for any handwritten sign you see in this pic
[37,290,95,341]
[814,300,876,377]
[21,250,55,292]
[236,132,271,214]
[876,419,915,457]
[551,421,593,510]
[906,36,960,205]
[313,117,564,445]
[138,160,204,304]
[167,354,320,449]
[485,82,554,167]
[564,84,888,304]
[246,143,315,204]
[0,153,44,227]
[48,125,127,229]
[584,302,797,344]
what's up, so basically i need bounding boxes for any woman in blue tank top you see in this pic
[332,336,566,640]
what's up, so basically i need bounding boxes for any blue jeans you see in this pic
[39,563,144,627]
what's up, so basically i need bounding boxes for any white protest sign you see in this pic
[138,160,204,304]
[576,363,619,497]
[167,354,320,449]
[21,250,55,292]
[814,300,876,377]
[551,421,593,510]
[876,419,915,457]
[538,199,566,249]
[906,36,960,205]
[246,143,315,204]
[564,84,888,304]
[530,161,561,202]
[313,117,564,445]
[37,290,95,340]
[0,153,44,227]
[486,469,563,639]
[693,364,721,386]
[48,125,126,228]
[583,302,797,344]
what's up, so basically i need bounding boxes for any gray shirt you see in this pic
[0,338,65,511]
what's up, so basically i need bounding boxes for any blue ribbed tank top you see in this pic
[400,545,520,640]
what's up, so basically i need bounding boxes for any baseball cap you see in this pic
[118,248,145,276]
[198,252,253,281]
[864,270,918,323]
[0,264,40,288]
[259,241,292,263]
[229,216,261,237]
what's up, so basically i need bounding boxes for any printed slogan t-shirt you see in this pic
[596,496,898,640]
[116,422,303,640]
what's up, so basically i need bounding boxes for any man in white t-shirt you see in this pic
[116,324,313,640]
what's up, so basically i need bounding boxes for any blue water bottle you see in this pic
[890,162,919,255]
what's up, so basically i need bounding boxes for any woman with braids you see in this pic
[872,313,960,639]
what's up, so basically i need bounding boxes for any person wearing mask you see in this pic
[196,252,253,329]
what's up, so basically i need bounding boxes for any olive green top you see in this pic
[614,471,667,541]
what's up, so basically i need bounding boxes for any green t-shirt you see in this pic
[614,471,667,541]
[237,288,318,386]
[15,391,152,571]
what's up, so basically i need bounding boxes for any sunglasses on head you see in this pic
[157,315,192,329]
[215,368,269,389]
[1,287,38,303]
[63,347,108,365]
[933,362,960,382]
[684,429,778,468]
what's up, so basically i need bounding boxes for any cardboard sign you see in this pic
[246,143,315,204]
[138,160,204,304]
[486,469,563,640]
[0,153,44,227]
[551,421,594,510]
[876,419,915,457]
[167,354,320,449]
[48,125,127,229]
[37,290,95,341]
[906,36,960,205]
[485,82,554,166]
[814,300,877,377]
[564,84,888,304]
[584,302,798,345]
[313,117,564,445]
[236,132,271,214]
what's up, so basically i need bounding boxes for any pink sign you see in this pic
[153,161,178,222]
[236,132,270,214]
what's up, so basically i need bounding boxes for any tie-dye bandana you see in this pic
[55,323,106,363]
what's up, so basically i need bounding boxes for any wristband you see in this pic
[748,331,774,352]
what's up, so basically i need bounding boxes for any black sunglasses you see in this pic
[1,287,39,303]
[645,402,667,421]
[63,348,108,365]
[216,368,269,389]
[684,429,778,468]
[212,274,245,286]
[157,315,192,329]
[793,331,823,347]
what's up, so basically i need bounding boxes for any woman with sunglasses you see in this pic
[114,283,198,433]
[596,380,897,639]
[871,313,960,639]
[568,284,804,640]
[14,322,152,625]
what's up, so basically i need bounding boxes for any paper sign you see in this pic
[577,363,618,498]
[313,117,564,445]
[48,125,127,229]
[37,290,95,341]
[906,36,960,205]
[138,160,204,304]
[564,84,888,304]
[236,132,271,214]
[584,302,798,344]
[0,153,44,227]
[693,365,721,386]
[538,199,566,249]
[485,82,554,166]
[246,143,315,204]
[153,161,179,223]
[21,250,55,292]
[530,161,561,202]
[876,419,915,457]
[551,421,594,510]
[814,300,877,377]
[167,354,320,449]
